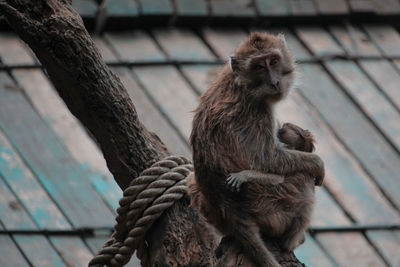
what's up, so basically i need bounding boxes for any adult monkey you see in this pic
[189,32,324,267]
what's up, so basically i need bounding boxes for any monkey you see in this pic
[189,32,325,267]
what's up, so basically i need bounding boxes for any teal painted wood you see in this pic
[112,67,191,157]
[0,235,30,267]
[314,0,349,15]
[298,64,400,209]
[329,25,381,57]
[311,189,350,227]
[316,232,386,266]
[280,91,400,224]
[372,0,400,14]
[0,33,35,65]
[175,0,208,16]
[93,37,119,63]
[348,0,374,12]
[106,31,167,62]
[296,26,345,57]
[152,28,216,61]
[360,60,400,110]
[0,178,36,230]
[85,236,109,253]
[295,234,335,267]
[139,0,173,15]
[0,72,114,228]
[106,0,139,17]
[366,230,400,266]
[50,236,93,266]
[133,66,198,140]
[71,0,98,17]
[210,0,255,16]
[181,65,219,93]
[288,0,317,15]
[267,28,313,60]
[0,126,71,230]
[256,0,290,16]
[202,28,248,59]
[14,235,67,267]
[325,60,400,152]
[12,69,121,213]
[364,25,400,57]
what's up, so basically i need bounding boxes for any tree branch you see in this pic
[0,1,305,266]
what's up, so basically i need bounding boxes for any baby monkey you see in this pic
[190,32,324,267]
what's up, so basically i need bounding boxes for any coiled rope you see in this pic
[89,156,193,267]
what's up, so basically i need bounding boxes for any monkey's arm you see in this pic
[226,170,284,192]
[271,147,324,186]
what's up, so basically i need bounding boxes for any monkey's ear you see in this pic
[229,56,240,76]
[277,33,288,48]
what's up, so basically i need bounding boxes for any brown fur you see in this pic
[189,32,324,267]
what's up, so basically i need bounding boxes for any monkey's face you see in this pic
[230,32,295,103]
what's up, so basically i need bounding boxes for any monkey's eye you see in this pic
[270,58,279,66]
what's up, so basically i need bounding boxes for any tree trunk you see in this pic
[0,1,304,266]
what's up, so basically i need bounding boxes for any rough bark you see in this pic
[0,0,305,266]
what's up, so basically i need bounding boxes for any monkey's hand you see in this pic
[226,170,284,192]
[226,172,249,192]
[278,122,315,153]
[313,155,325,186]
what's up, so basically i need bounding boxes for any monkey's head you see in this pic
[230,32,295,103]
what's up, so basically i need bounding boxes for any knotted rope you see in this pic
[89,156,193,267]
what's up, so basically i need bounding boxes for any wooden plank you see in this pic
[367,230,400,266]
[13,69,121,211]
[0,33,35,65]
[364,24,400,57]
[348,0,374,12]
[0,235,30,267]
[295,234,335,267]
[279,91,400,224]
[202,28,247,59]
[0,177,36,230]
[93,36,119,63]
[314,0,349,15]
[325,60,400,152]
[50,236,93,267]
[14,235,67,267]
[372,0,400,14]
[175,0,208,16]
[310,188,350,227]
[105,31,166,62]
[298,63,400,209]
[138,0,174,15]
[152,28,216,61]
[267,28,313,60]
[181,65,220,93]
[360,60,400,112]
[329,25,381,57]
[0,72,114,228]
[255,0,290,16]
[112,67,191,157]
[71,0,97,17]
[210,0,255,17]
[288,0,317,16]
[296,26,345,57]
[317,232,386,266]
[133,66,198,141]
[106,0,139,17]
[0,131,71,229]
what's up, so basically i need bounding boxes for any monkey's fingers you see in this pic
[226,175,243,192]
[314,176,324,186]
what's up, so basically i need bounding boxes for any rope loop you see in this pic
[89,156,192,267]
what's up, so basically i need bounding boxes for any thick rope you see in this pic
[89,156,193,267]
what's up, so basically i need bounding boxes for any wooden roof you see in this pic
[0,13,400,267]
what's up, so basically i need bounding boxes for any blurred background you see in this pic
[0,0,399,266]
